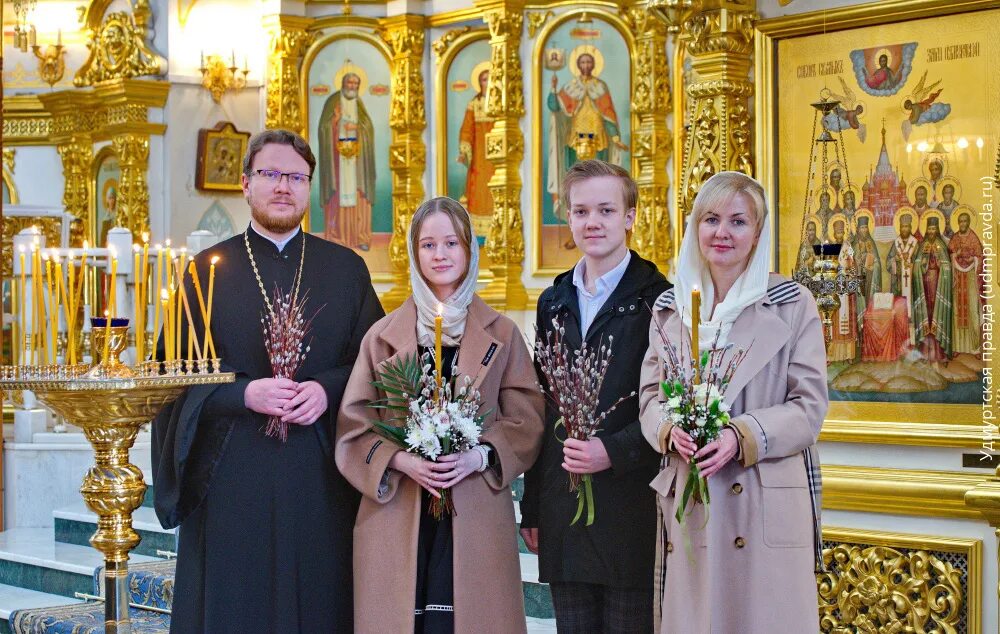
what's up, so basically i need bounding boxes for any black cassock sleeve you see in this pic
[518,296,548,530]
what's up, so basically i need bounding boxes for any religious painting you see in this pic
[532,10,633,275]
[196,121,250,192]
[304,33,393,280]
[438,32,493,242]
[92,147,121,248]
[757,3,998,428]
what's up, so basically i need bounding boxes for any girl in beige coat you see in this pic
[336,197,544,633]
[638,172,828,633]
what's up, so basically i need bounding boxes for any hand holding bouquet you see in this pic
[261,287,321,442]
[534,318,634,526]
[653,317,747,525]
[367,352,488,519]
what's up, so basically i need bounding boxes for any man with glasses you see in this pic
[152,129,384,632]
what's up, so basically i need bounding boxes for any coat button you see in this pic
[629,304,636,310]
[619,306,625,312]
[735,537,746,549]
[666,541,674,553]
[731,483,743,494]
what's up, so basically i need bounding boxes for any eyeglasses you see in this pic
[251,169,311,186]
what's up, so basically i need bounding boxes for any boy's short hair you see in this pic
[562,159,638,210]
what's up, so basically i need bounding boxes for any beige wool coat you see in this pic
[335,296,544,633]
[638,275,828,634]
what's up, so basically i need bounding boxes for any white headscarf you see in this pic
[674,172,772,349]
[407,199,480,347]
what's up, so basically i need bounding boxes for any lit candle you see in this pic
[205,256,219,359]
[435,302,443,394]
[45,253,57,361]
[108,248,118,317]
[140,233,150,359]
[19,248,27,365]
[133,245,141,356]
[11,260,18,366]
[67,253,77,365]
[81,240,90,307]
[188,260,210,360]
[691,286,701,384]
[175,259,202,362]
[175,254,186,360]
[54,256,67,362]
[33,245,45,364]
[152,243,165,357]
[101,309,112,365]
[159,288,170,362]
[165,286,175,363]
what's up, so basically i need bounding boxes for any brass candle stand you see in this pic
[0,323,233,633]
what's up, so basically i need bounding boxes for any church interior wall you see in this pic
[2,0,997,630]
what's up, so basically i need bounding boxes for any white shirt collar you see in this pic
[572,250,631,297]
[250,223,301,252]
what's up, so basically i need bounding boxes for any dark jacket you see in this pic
[521,251,670,589]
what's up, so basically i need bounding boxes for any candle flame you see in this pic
[161,288,169,300]
[109,246,117,258]
[104,309,110,318]
[142,231,150,243]
[211,255,220,265]
[18,245,25,253]
[437,302,443,316]
[165,238,172,246]
[133,243,141,252]
[83,240,89,250]
[155,243,162,249]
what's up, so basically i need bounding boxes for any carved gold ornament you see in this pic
[432,26,472,61]
[818,543,965,633]
[75,0,165,86]
[32,41,66,88]
[526,10,554,38]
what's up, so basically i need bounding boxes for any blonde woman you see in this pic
[335,197,544,633]
[638,172,827,633]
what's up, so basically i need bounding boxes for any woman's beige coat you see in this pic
[336,296,544,633]
[638,275,828,634]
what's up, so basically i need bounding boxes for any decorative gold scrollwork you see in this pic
[432,26,472,61]
[57,137,94,226]
[111,133,151,237]
[526,10,554,38]
[818,543,964,633]
[75,0,165,86]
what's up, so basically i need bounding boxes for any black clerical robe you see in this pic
[151,227,384,633]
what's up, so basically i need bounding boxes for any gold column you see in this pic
[377,15,428,311]
[263,15,315,135]
[623,3,673,274]
[477,0,528,310]
[110,134,151,237]
[57,136,95,226]
[652,0,755,218]
[965,470,1000,633]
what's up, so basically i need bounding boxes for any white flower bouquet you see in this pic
[654,320,747,525]
[367,352,488,519]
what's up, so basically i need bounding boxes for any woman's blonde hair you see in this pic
[690,171,768,236]
[409,196,474,279]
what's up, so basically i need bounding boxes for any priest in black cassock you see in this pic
[152,129,384,632]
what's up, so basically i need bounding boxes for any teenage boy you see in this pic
[521,160,670,633]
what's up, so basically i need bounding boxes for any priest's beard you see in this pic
[248,193,307,234]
